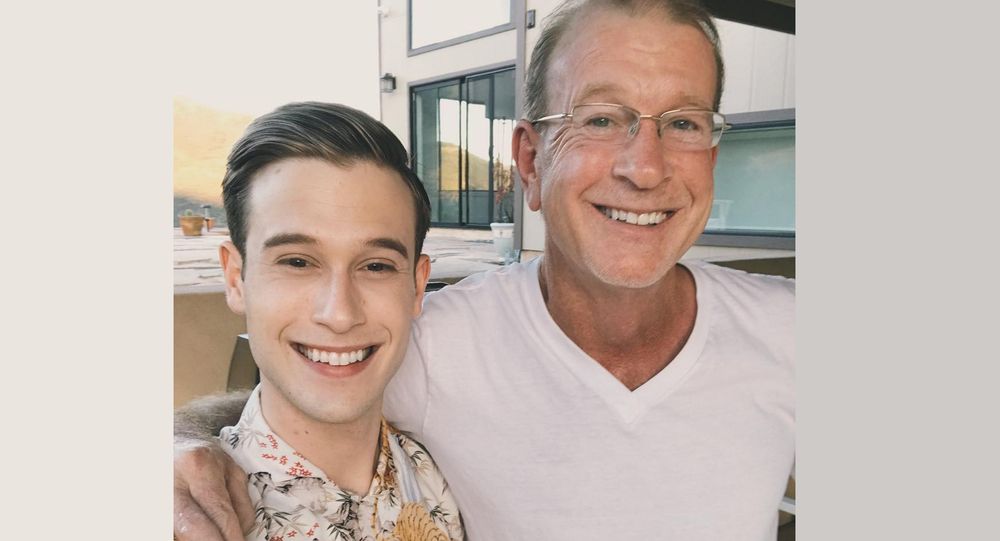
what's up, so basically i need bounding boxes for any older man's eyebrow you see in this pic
[576,84,713,110]
[365,237,409,260]
[669,92,714,110]
[262,233,318,250]
[576,82,623,103]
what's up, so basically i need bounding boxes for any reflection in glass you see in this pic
[710,126,795,234]
[412,68,515,227]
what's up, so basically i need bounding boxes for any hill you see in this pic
[436,142,491,190]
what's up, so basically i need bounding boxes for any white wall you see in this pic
[174,1,380,118]
[378,0,517,150]
[716,19,796,114]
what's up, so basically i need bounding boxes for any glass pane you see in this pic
[491,69,516,223]
[710,127,795,233]
[411,0,511,49]
[413,82,461,225]
[412,68,515,227]
[464,76,492,225]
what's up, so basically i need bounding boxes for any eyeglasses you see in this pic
[531,103,731,151]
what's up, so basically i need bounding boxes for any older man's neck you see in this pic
[259,385,382,496]
[539,251,697,391]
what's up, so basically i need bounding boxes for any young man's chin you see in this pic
[259,373,384,428]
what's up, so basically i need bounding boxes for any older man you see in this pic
[174,1,794,539]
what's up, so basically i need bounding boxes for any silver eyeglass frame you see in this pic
[531,102,733,149]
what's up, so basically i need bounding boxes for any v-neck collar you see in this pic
[524,257,712,424]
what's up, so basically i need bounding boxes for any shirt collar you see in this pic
[231,385,395,501]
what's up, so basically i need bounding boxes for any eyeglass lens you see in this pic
[571,104,722,149]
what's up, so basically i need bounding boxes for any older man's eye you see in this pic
[667,117,706,132]
[584,115,616,129]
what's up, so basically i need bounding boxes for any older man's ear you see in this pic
[513,120,543,212]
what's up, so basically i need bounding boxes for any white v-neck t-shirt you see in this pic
[384,257,795,540]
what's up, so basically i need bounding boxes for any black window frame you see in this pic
[409,66,517,229]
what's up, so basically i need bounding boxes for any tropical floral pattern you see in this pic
[219,387,464,541]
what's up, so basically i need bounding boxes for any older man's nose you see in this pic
[612,120,673,190]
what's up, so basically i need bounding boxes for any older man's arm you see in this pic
[173,390,255,541]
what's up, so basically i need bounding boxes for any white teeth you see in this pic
[601,206,669,226]
[297,345,372,366]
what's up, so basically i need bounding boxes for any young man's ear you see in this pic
[513,119,543,212]
[412,253,432,317]
[219,241,246,315]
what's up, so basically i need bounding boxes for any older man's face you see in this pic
[528,10,719,289]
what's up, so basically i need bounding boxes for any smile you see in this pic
[597,205,674,226]
[295,344,375,366]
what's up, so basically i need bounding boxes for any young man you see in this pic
[175,1,794,539]
[206,102,463,541]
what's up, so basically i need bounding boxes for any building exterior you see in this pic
[377,0,795,261]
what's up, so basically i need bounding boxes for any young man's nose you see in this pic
[311,275,366,333]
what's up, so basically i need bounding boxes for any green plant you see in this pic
[183,209,195,216]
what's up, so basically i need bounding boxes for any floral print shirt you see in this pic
[219,386,464,541]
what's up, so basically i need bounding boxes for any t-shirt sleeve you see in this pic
[383,325,430,436]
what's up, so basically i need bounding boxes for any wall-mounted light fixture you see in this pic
[380,73,397,93]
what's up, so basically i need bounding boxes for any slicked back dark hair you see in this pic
[524,0,725,122]
[222,102,431,263]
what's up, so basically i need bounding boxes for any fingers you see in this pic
[174,484,226,541]
[175,443,247,541]
[226,457,255,535]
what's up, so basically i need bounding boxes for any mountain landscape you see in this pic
[435,142,490,189]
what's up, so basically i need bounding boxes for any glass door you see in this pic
[412,68,515,227]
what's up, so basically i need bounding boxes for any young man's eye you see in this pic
[280,257,310,268]
[365,262,396,273]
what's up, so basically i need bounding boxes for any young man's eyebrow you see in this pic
[365,237,409,260]
[261,233,409,259]
[262,233,318,250]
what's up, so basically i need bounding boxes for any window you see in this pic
[699,109,795,248]
[411,68,516,227]
[409,0,512,53]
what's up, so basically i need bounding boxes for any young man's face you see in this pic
[220,158,430,428]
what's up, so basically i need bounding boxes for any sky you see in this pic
[170,1,381,118]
